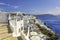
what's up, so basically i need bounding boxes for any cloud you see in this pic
[0,2,19,9]
[30,7,60,15]
[0,3,6,5]
[0,3,10,6]
[12,6,19,9]
[47,7,60,15]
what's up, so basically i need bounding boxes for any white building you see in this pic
[0,12,48,40]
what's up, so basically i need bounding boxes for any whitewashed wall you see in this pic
[0,12,23,23]
[0,13,8,23]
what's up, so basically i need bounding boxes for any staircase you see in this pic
[0,24,22,40]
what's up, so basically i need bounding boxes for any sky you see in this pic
[0,0,60,15]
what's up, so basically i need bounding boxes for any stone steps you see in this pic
[0,26,8,29]
[0,24,22,40]
[0,28,8,31]
[0,29,8,34]
[0,33,12,40]
[3,37,18,40]
[0,33,17,40]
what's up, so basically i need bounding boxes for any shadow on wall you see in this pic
[7,22,12,33]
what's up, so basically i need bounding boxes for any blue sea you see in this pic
[35,14,60,35]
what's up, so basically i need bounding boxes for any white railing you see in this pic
[9,18,24,37]
[21,27,30,40]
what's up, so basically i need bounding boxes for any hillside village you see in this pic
[0,12,59,40]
